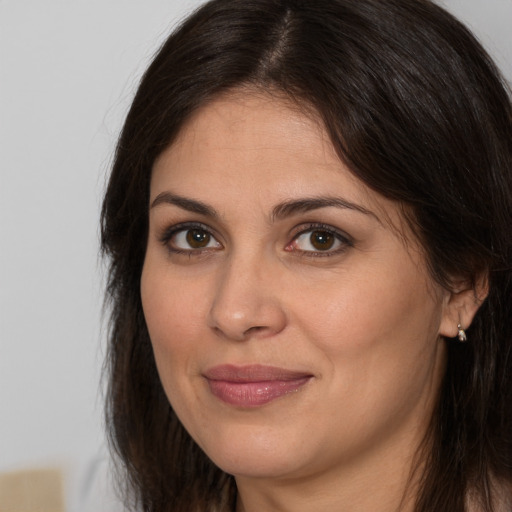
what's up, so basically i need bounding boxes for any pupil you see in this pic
[310,230,334,250]
[186,229,210,248]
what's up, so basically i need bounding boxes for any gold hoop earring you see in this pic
[457,324,467,342]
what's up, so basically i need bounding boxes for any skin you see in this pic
[141,91,482,512]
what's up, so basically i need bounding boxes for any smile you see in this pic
[203,364,313,408]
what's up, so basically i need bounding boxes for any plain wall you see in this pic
[1,0,511,503]
[0,0,205,475]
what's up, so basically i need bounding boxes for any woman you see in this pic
[101,0,512,510]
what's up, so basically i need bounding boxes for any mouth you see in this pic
[203,364,313,408]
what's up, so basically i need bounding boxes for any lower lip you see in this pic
[206,377,311,407]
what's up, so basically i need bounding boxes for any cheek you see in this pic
[140,258,208,382]
[292,261,444,397]
[299,265,439,341]
[141,258,225,449]
[294,273,445,452]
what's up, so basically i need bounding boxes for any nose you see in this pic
[207,253,287,341]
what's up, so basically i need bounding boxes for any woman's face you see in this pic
[141,92,450,482]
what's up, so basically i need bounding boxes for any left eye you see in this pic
[287,228,348,253]
[170,228,221,251]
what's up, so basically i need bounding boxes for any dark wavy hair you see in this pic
[100,0,512,510]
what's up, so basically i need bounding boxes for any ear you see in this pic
[438,273,489,338]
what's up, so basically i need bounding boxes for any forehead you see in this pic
[156,91,340,179]
[151,90,408,233]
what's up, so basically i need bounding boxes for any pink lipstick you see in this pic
[203,364,312,407]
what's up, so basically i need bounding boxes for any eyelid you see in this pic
[157,221,352,257]
[286,223,353,256]
[159,221,223,252]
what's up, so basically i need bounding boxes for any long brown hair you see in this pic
[101,1,512,510]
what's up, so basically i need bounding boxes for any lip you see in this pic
[203,364,313,408]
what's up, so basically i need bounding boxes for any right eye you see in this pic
[163,225,222,253]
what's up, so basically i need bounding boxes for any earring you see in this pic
[457,324,467,342]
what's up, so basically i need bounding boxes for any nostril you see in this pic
[212,324,274,341]
[243,325,266,337]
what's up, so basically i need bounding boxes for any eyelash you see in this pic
[159,222,353,257]
[286,223,353,257]
[159,222,221,255]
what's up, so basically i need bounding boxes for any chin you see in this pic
[213,452,304,480]
[196,423,310,479]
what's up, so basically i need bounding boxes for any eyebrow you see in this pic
[271,196,378,222]
[150,191,377,222]
[151,192,218,218]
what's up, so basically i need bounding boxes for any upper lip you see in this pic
[203,364,313,382]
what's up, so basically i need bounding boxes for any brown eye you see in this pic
[309,230,335,251]
[186,229,211,248]
[287,226,349,255]
[168,227,222,252]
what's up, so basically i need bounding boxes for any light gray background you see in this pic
[1,0,511,505]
